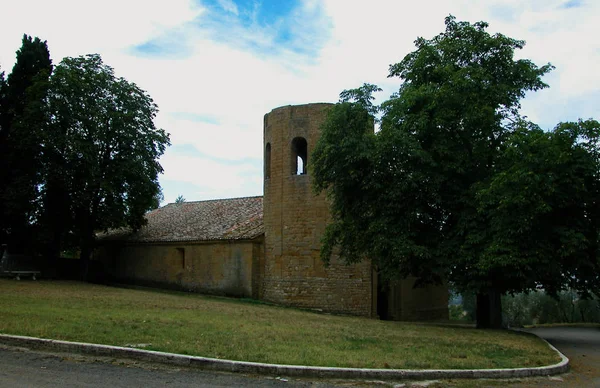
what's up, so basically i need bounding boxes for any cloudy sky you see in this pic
[1,0,598,204]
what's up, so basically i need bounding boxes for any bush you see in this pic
[451,290,600,325]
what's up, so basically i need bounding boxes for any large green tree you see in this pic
[44,54,170,278]
[0,68,5,131]
[311,16,598,328]
[475,120,600,298]
[0,35,53,252]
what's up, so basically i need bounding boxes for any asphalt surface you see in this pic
[525,326,600,388]
[0,346,356,388]
[486,326,600,388]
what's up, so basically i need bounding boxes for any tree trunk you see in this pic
[43,224,62,279]
[79,240,91,282]
[79,228,95,282]
[476,289,503,329]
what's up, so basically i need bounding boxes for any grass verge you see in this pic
[0,280,560,369]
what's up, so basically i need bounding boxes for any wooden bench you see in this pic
[1,247,42,280]
[6,270,41,280]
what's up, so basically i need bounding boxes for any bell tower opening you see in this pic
[291,137,307,175]
[265,142,271,179]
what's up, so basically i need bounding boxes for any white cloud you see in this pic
[0,0,203,68]
[1,0,599,204]
[217,0,239,15]
[159,152,261,202]
[157,115,261,162]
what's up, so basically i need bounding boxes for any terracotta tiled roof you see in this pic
[101,196,263,243]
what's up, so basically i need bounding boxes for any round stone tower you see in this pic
[262,103,376,316]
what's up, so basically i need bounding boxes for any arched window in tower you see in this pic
[265,142,271,179]
[291,137,308,175]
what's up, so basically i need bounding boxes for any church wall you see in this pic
[95,240,260,297]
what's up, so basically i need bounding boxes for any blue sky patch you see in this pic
[130,35,192,59]
[489,4,516,22]
[194,0,331,58]
[129,0,331,63]
[169,144,261,167]
[168,144,205,157]
[561,0,583,9]
[201,151,261,167]
[160,179,205,204]
[206,0,295,27]
[170,112,220,125]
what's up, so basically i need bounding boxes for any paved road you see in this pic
[0,346,356,388]
[485,326,600,388]
[525,326,600,388]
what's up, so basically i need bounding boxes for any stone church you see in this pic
[97,103,448,321]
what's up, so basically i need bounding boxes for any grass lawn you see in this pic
[0,279,560,369]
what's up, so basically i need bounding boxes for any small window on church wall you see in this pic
[265,143,271,179]
[177,247,185,269]
[291,137,307,175]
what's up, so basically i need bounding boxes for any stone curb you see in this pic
[0,334,569,381]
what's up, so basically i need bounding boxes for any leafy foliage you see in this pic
[0,37,169,277]
[502,291,600,326]
[451,291,600,326]
[43,54,170,270]
[312,16,599,328]
[475,120,600,297]
[0,35,53,252]
[0,68,5,129]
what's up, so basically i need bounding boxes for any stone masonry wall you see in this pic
[96,240,258,297]
[263,103,374,317]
